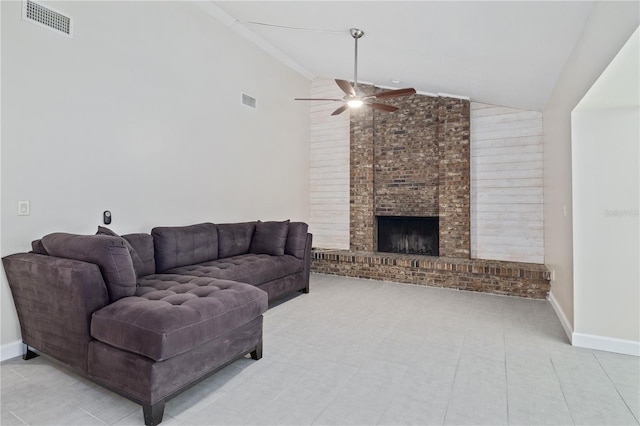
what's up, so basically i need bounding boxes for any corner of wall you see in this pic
[542,1,639,341]
[548,289,573,343]
[1,340,24,362]
[572,333,640,357]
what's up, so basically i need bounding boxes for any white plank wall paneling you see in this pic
[309,79,351,249]
[471,102,544,263]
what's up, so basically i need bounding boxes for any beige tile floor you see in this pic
[2,274,639,425]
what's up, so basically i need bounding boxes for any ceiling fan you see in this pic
[295,28,416,116]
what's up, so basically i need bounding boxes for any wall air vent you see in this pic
[22,0,73,37]
[241,93,257,109]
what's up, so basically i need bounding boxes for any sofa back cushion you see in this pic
[249,220,290,256]
[285,222,309,259]
[217,222,256,258]
[41,233,137,302]
[152,223,218,272]
[96,226,145,278]
[122,233,155,277]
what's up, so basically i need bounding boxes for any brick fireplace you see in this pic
[350,90,470,257]
[311,87,550,299]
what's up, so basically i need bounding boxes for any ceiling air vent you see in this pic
[22,0,73,37]
[241,93,257,109]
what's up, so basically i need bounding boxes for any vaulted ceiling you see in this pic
[210,1,595,111]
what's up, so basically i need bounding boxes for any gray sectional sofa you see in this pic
[2,220,312,426]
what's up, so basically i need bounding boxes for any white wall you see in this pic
[571,26,639,354]
[572,107,639,348]
[470,102,543,263]
[543,1,639,340]
[1,1,310,351]
[308,79,350,249]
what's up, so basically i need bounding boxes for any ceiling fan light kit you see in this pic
[295,28,416,116]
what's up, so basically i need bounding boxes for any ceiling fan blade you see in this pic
[295,98,344,101]
[331,104,349,116]
[374,88,416,99]
[368,102,399,112]
[335,79,356,97]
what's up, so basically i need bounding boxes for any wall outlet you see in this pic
[18,201,30,216]
[550,269,556,281]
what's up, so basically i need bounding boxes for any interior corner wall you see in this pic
[0,1,310,349]
[542,1,639,336]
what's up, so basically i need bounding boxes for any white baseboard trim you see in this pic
[547,292,640,356]
[1,340,23,362]
[548,291,573,343]
[573,333,640,357]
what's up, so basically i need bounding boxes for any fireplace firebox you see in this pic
[377,216,439,256]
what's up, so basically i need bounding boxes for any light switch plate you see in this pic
[18,201,30,216]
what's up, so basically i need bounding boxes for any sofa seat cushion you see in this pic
[164,254,303,285]
[91,276,267,362]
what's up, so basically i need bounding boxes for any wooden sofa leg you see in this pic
[23,345,39,361]
[143,401,165,426]
[250,341,263,360]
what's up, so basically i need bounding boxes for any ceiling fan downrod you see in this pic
[350,28,364,92]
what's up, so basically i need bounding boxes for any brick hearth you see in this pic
[312,250,550,299]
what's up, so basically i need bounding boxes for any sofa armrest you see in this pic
[301,233,313,293]
[2,253,110,372]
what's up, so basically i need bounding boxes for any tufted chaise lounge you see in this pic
[2,220,312,426]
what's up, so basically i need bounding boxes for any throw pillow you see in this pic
[284,222,309,259]
[97,226,145,278]
[30,239,49,255]
[42,233,137,302]
[249,220,290,256]
[122,233,156,277]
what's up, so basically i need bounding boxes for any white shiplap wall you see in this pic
[309,79,350,249]
[471,102,544,263]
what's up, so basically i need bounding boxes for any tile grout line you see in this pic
[9,368,30,382]
[108,406,140,426]
[503,332,510,425]
[549,356,577,425]
[374,360,411,426]
[592,352,640,425]
[80,408,108,425]
[374,390,397,426]
[307,357,363,426]
[441,335,466,425]
[9,411,29,426]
